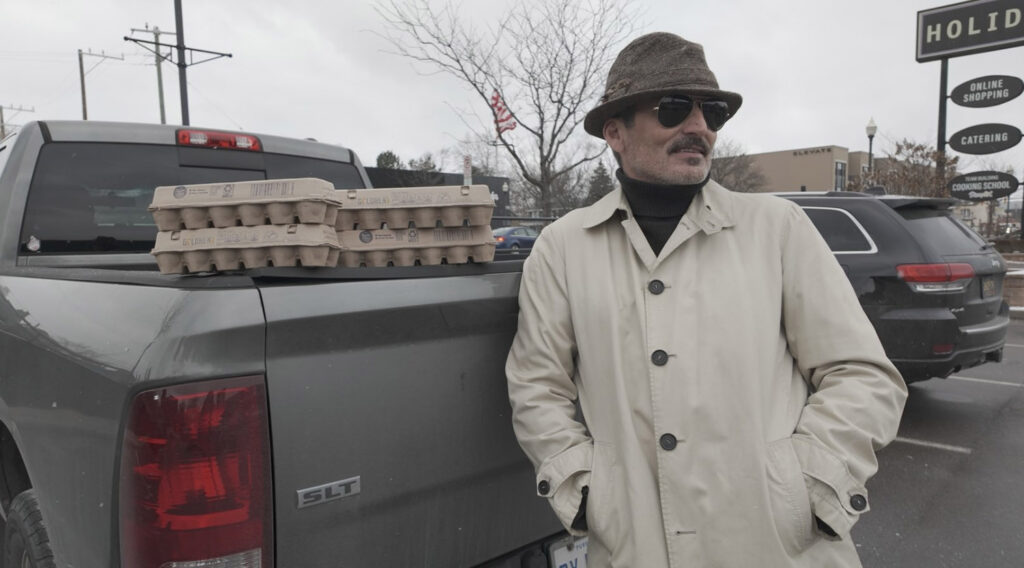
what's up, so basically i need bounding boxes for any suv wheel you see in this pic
[4,490,55,568]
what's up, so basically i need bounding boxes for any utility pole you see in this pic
[935,58,949,193]
[1,105,35,139]
[174,0,188,125]
[123,0,231,126]
[77,50,124,120]
[129,24,175,124]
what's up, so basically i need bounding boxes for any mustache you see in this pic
[668,136,711,155]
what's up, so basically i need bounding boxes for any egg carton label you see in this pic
[151,178,338,207]
[339,243,496,267]
[335,185,494,230]
[339,225,494,250]
[154,224,340,252]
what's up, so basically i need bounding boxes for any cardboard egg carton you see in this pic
[152,224,341,274]
[337,225,496,267]
[149,178,343,230]
[335,185,493,230]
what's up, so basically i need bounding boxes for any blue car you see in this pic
[493,226,541,251]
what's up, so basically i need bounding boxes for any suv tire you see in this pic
[4,490,56,568]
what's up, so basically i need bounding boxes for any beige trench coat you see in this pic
[506,181,907,568]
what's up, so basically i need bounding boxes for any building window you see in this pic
[834,161,847,191]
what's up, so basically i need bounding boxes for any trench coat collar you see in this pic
[580,178,737,234]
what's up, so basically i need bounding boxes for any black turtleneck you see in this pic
[616,169,709,255]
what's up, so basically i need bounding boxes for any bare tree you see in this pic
[376,0,636,216]
[870,139,959,198]
[436,136,504,177]
[507,159,589,216]
[709,138,767,193]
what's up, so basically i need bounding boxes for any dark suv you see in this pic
[780,192,1010,384]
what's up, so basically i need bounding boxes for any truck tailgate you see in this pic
[258,272,561,567]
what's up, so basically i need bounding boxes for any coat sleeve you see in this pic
[779,203,908,538]
[506,228,592,535]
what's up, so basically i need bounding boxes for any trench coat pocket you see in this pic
[766,437,816,556]
[586,442,622,553]
[537,442,593,531]
[791,435,869,538]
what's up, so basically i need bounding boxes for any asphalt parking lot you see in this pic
[853,318,1024,568]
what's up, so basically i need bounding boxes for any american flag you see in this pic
[490,90,517,135]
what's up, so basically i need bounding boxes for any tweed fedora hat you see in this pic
[584,32,742,138]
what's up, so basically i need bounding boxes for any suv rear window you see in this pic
[801,206,875,253]
[19,142,364,254]
[896,207,987,255]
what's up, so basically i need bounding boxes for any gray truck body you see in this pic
[0,121,561,567]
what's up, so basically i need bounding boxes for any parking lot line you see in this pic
[1004,343,1024,349]
[948,376,1022,388]
[894,436,973,454]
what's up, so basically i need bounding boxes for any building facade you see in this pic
[744,145,890,193]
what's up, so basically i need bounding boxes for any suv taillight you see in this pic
[177,129,262,151]
[897,263,975,293]
[120,375,273,568]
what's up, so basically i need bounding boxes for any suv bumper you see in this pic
[876,308,1009,383]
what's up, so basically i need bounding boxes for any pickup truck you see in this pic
[0,121,569,567]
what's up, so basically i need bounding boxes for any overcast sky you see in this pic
[3,0,1022,200]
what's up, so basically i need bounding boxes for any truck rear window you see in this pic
[19,142,364,254]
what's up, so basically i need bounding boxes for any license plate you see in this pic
[548,535,588,568]
[982,276,996,298]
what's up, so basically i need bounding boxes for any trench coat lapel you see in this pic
[581,180,738,271]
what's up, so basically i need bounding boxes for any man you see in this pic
[505,32,907,567]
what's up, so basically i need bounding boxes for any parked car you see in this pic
[780,192,1009,384]
[493,225,540,251]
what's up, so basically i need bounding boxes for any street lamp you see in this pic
[865,118,877,173]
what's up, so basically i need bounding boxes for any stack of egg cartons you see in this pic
[149,178,343,274]
[334,185,496,267]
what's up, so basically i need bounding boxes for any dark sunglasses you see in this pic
[652,95,732,132]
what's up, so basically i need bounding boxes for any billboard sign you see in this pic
[948,123,1022,154]
[950,75,1024,107]
[949,171,1020,201]
[917,0,1024,62]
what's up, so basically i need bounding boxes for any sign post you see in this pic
[916,0,1024,198]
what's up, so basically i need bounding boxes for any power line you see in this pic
[1,105,34,139]
[77,50,124,120]
[123,0,232,126]
[186,80,243,130]
[126,24,176,124]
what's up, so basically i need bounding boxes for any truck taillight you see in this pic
[897,263,975,293]
[120,375,273,568]
[176,129,262,151]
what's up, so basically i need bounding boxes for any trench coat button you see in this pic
[850,494,867,511]
[648,280,665,294]
[538,480,550,495]
[651,350,669,366]
[659,433,678,451]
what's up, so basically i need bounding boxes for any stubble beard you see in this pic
[675,156,712,185]
[633,155,712,186]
